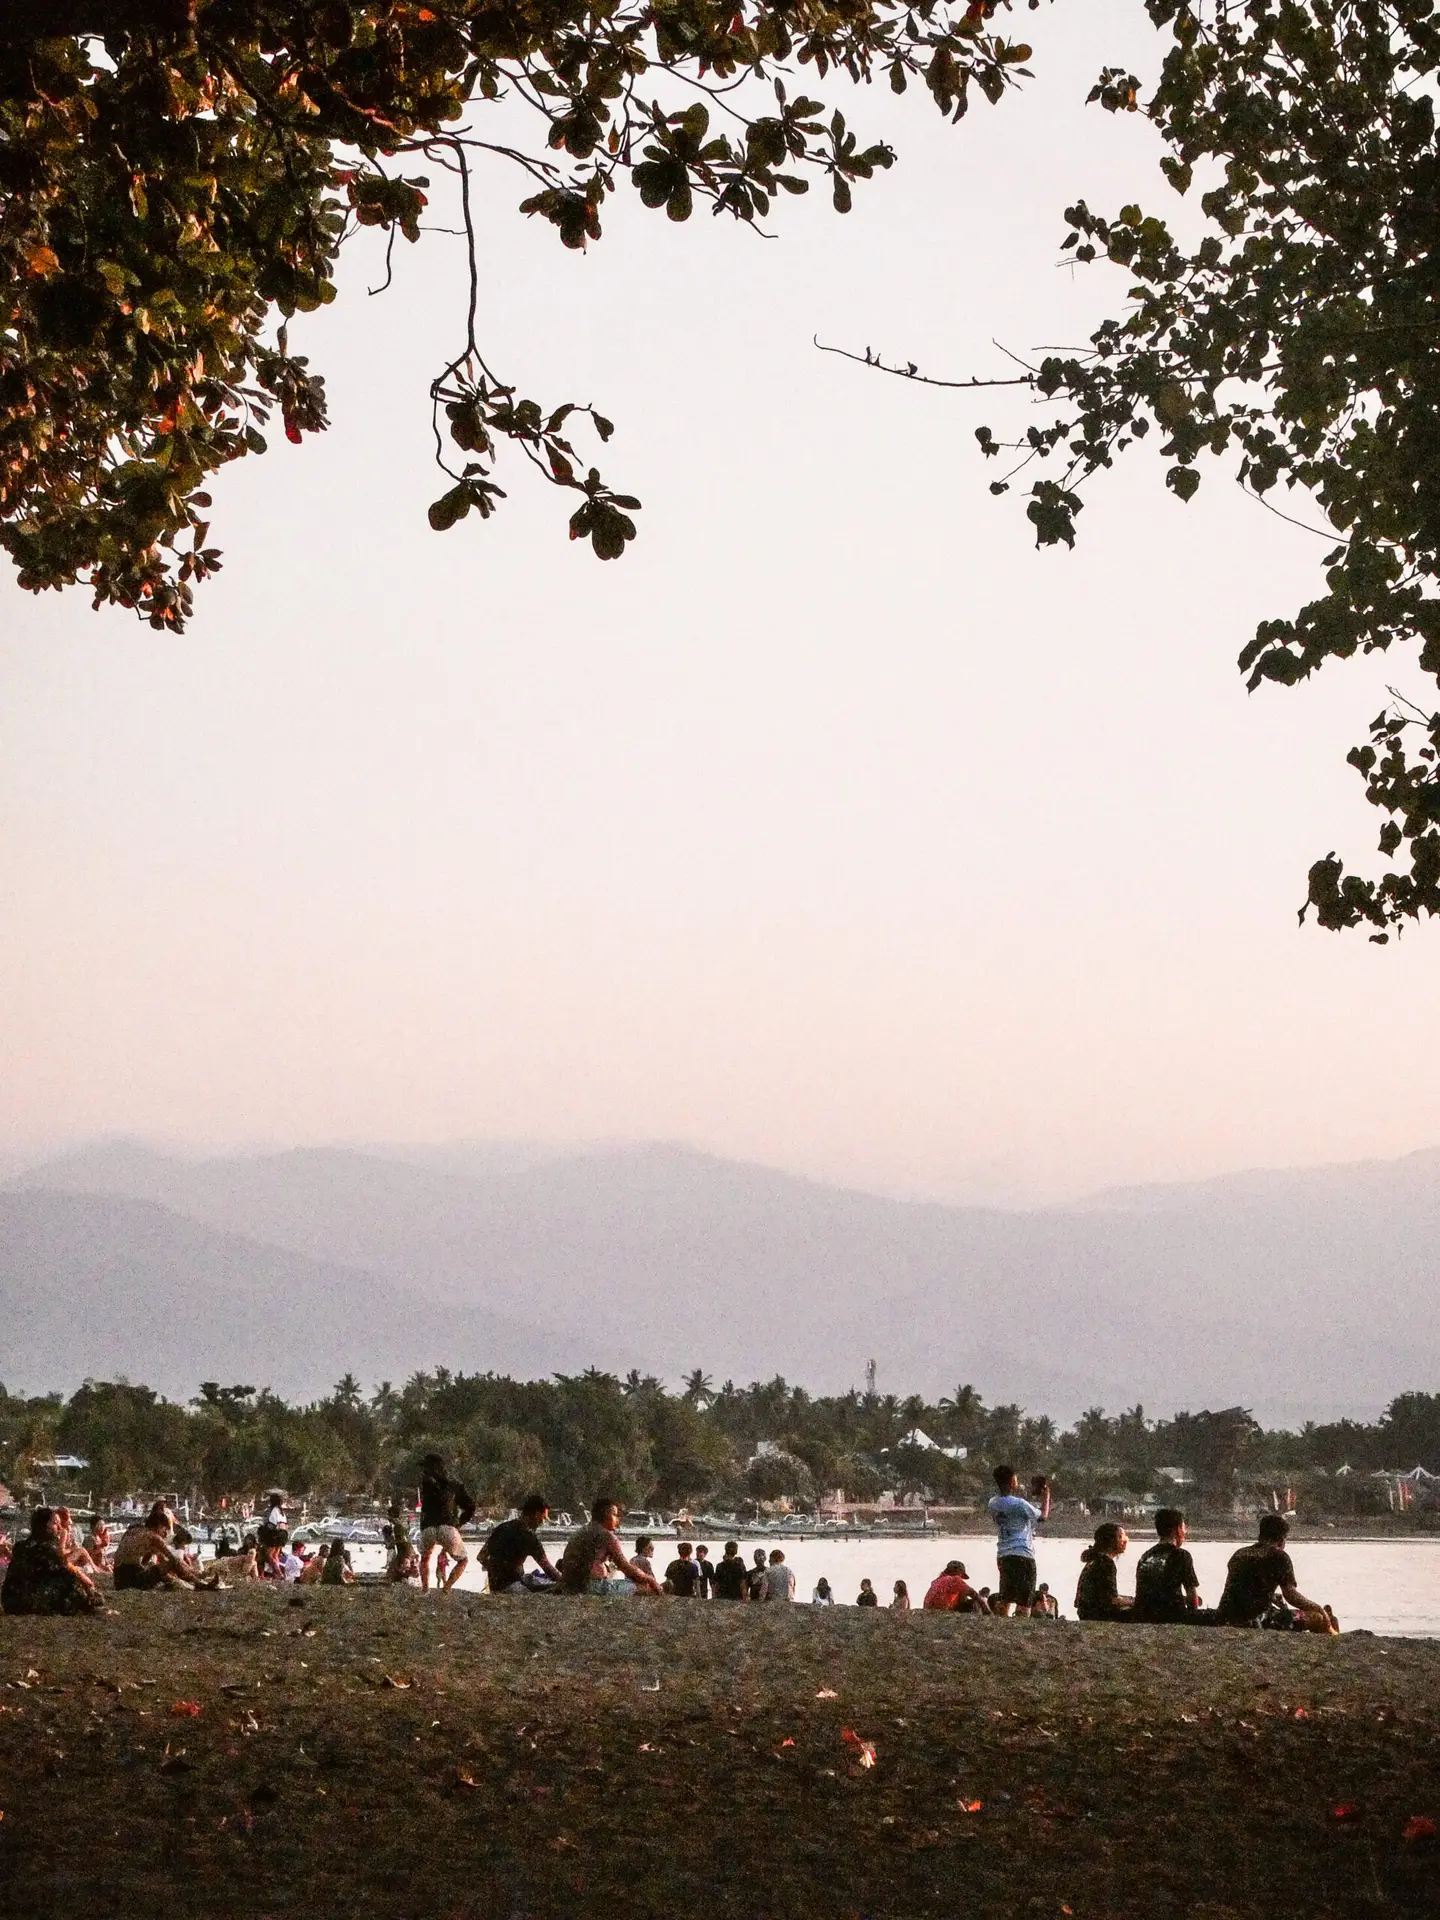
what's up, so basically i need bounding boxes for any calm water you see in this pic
[434,1533,1440,1637]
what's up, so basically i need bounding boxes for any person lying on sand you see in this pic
[556,1498,662,1596]
[481,1495,560,1594]
[1074,1524,1134,1622]
[1,1508,105,1616]
[113,1504,212,1591]
[1218,1515,1338,1633]
[1133,1509,1216,1624]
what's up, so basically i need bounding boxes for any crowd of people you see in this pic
[0,1455,1340,1633]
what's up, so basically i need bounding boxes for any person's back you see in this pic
[1219,1528,1301,1626]
[856,1579,878,1608]
[762,1552,795,1602]
[712,1544,748,1601]
[923,1562,976,1612]
[665,1546,703,1597]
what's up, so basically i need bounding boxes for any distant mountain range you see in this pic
[5,1138,1439,1422]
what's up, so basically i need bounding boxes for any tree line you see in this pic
[2,1368,1438,1520]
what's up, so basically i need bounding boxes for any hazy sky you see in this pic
[3,2,1439,1205]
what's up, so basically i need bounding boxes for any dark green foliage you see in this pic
[1,1,1037,627]
[4,1369,1436,1517]
[974,2,1440,933]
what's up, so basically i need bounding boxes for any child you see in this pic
[890,1579,911,1612]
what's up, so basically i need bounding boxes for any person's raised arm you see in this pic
[1030,1475,1052,1521]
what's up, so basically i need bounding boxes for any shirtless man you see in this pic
[556,1498,661,1595]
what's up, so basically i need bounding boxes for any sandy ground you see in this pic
[2,1587,1439,1917]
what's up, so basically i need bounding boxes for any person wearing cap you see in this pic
[923,1560,984,1612]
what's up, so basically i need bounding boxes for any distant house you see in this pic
[1155,1466,1196,1487]
[894,1427,967,1462]
[36,1455,90,1473]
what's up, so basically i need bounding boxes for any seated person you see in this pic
[1133,1508,1215,1623]
[113,1503,208,1591]
[480,1495,559,1594]
[664,1541,704,1597]
[211,1545,260,1582]
[556,1498,661,1595]
[812,1576,835,1606]
[321,1541,356,1586]
[55,1508,105,1582]
[1218,1515,1337,1632]
[747,1549,768,1601]
[2,1508,104,1615]
[762,1550,797,1602]
[1032,1582,1059,1618]
[83,1517,113,1571]
[1074,1523,1134,1621]
[298,1541,332,1584]
[856,1578,879,1608]
[923,1560,984,1612]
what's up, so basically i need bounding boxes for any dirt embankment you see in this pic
[2,1589,1439,1917]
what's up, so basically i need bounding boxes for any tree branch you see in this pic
[5,0,195,36]
[813,336,1035,390]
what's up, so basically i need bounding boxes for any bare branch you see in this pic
[813,337,1035,390]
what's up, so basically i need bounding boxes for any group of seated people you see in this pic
[1072,1509,1339,1631]
[921,1559,1059,1615]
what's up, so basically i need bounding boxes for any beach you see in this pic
[3,1587,1439,1916]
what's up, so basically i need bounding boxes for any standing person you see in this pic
[694,1544,716,1597]
[386,1503,419,1582]
[2,1509,104,1616]
[1217,1515,1338,1632]
[761,1548,796,1602]
[711,1540,749,1601]
[1074,1524,1134,1621]
[418,1452,476,1593]
[747,1548,768,1601]
[987,1465,1050,1616]
[480,1495,560,1594]
[812,1576,835,1606]
[1133,1509,1213,1623]
[891,1579,911,1612]
[664,1541,704,1596]
[855,1578,879,1608]
[256,1491,289,1564]
[556,1498,662,1596]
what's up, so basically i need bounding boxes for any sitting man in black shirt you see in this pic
[480,1494,559,1594]
[1133,1508,1217,1624]
[2,1508,104,1616]
[663,1541,703,1596]
[1218,1515,1338,1632]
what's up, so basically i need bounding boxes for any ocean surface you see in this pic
[438,1533,1440,1637]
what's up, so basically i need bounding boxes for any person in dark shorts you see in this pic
[481,1496,559,1593]
[1218,1515,1338,1632]
[2,1508,104,1616]
[712,1540,749,1601]
[987,1465,1050,1615]
[1133,1509,1216,1623]
[664,1541,703,1596]
[1074,1523,1134,1621]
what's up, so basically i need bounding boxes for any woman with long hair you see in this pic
[1074,1523,1134,1621]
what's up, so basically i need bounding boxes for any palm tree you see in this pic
[682,1369,714,1406]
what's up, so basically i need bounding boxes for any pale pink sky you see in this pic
[2,3,1438,1205]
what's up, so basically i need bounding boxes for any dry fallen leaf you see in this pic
[816,1688,838,1699]
[1403,1815,1437,1842]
